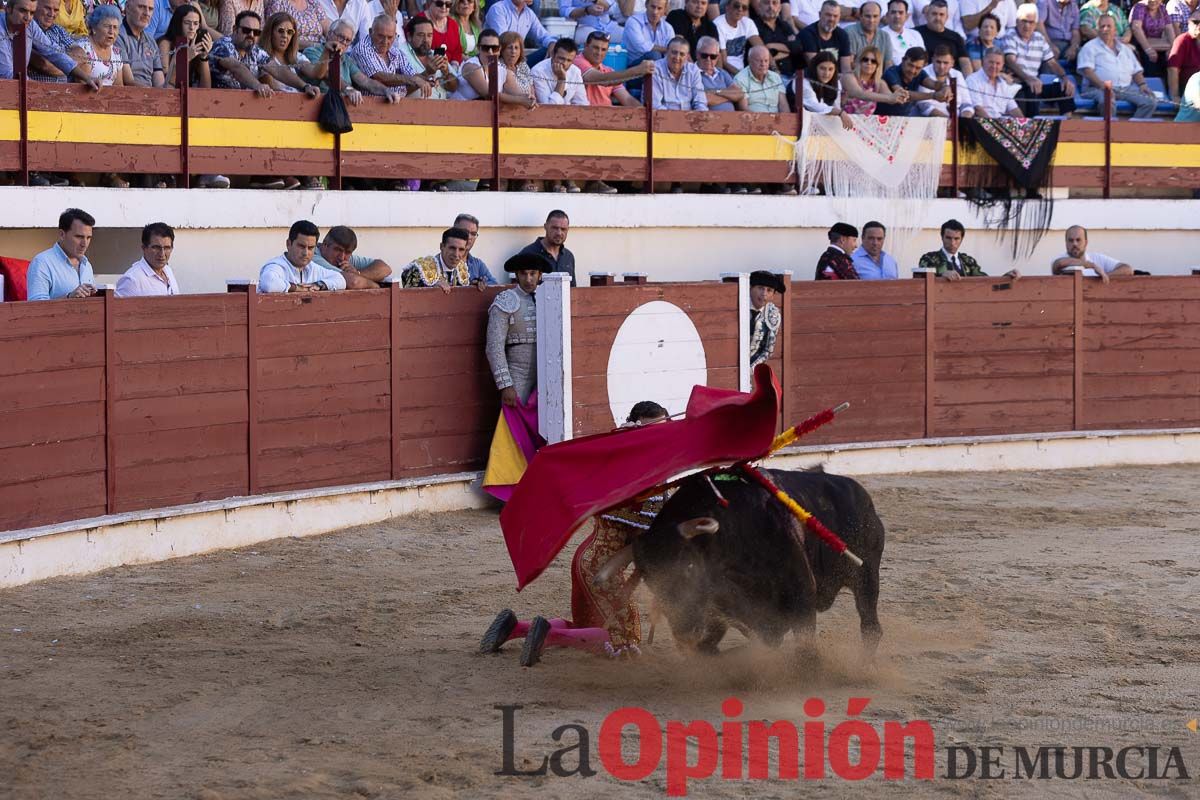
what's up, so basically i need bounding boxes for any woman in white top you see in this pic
[798,51,853,128]
[75,5,135,87]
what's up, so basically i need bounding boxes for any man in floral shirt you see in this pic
[209,9,274,94]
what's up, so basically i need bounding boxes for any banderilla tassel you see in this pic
[769,401,850,454]
[703,473,730,507]
[739,463,864,567]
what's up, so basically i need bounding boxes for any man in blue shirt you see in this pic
[484,0,556,56]
[0,0,97,85]
[850,220,901,280]
[876,46,945,114]
[27,208,98,301]
[625,0,675,65]
[453,213,499,287]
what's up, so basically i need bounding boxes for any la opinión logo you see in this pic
[496,697,937,796]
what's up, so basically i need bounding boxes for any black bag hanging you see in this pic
[318,89,353,135]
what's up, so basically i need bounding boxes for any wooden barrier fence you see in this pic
[0,285,499,531]
[3,274,1200,532]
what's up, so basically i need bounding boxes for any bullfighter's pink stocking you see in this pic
[505,618,610,652]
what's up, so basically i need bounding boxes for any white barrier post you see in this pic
[537,272,573,444]
[721,272,751,392]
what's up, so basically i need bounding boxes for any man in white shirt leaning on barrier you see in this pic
[258,220,348,293]
[1050,225,1135,283]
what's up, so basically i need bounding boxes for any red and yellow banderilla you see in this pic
[742,400,862,567]
[769,401,851,454]
[739,463,864,567]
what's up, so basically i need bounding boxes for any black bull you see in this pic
[624,469,885,654]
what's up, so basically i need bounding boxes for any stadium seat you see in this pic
[1039,73,1096,114]
[1144,76,1178,114]
[0,256,30,301]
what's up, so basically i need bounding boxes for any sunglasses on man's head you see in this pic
[588,31,611,40]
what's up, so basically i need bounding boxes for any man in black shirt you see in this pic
[876,46,947,114]
[517,210,576,285]
[750,0,800,75]
[667,0,719,57]
[797,0,853,71]
[914,0,971,74]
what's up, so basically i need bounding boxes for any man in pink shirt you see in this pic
[573,29,653,106]
[116,222,181,297]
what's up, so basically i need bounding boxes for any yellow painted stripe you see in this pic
[944,140,1107,166]
[1113,142,1200,168]
[942,140,1108,166]
[28,111,179,145]
[500,126,644,158]
[9,109,1198,168]
[655,132,796,161]
[0,110,18,141]
[342,123,491,154]
[190,117,333,150]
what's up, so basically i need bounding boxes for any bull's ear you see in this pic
[678,517,719,539]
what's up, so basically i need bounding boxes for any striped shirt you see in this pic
[1003,30,1054,78]
[29,22,75,82]
[350,36,417,83]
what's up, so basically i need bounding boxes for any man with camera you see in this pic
[401,14,460,96]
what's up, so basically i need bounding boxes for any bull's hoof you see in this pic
[520,616,551,667]
[479,609,518,655]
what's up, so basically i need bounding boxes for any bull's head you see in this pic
[633,510,725,651]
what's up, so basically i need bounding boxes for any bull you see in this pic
[598,468,884,655]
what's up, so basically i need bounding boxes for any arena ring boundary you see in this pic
[4,428,1200,591]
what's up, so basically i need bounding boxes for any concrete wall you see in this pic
[1,188,1196,295]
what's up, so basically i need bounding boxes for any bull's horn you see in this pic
[678,517,719,539]
[594,544,635,586]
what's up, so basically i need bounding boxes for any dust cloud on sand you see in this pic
[2,465,1199,798]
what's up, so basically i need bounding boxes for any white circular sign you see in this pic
[606,300,708,426]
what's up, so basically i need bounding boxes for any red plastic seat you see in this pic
[0,256,30,301]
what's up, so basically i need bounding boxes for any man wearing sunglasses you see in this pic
[696,35,748,109]
[210,9,275,96]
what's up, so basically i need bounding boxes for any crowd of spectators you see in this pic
[21,205,1142,302]
[2,0,1194,183]
[22,206,580,298]
[807,217,1134,281]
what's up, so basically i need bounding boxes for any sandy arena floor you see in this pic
[2,465,1200,799]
